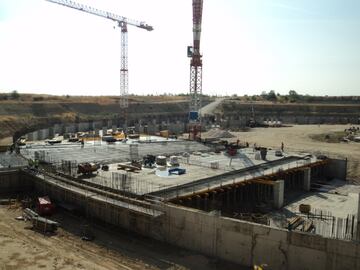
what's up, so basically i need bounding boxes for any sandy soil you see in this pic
[0,205,242,270]
[232,125,360,182]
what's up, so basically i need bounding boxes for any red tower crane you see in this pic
[188,0,203,140]
[45,0,153,128]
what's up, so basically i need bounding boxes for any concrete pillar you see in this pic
[107,120,113,129]
[357,193,360,241]
[102,127,107,136]
[273,180,284,209]
[48,127,54,138]
[303,168,311,191]
[357,193,360,222]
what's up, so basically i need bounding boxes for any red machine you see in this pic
[227,146,237,156]
[36,196,54,216]
[226,141,239,156]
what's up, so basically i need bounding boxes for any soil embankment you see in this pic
[0,100,190,140]
[212,100,360,127]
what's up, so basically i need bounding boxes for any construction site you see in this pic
[1,1,360,270]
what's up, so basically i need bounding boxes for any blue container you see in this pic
[189,111,199,121]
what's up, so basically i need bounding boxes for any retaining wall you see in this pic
[162,204,360,270]
[324,158,348,180]
[0,170,33,194]
[1,170,359,269]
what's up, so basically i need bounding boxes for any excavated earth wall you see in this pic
[213,102,360,128]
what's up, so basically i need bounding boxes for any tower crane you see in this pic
[45,0,153,128]
[187,0,203,140]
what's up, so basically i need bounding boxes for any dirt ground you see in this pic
[232,124,360,182]
[0,204,243,270]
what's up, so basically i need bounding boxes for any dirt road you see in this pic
[232,125,360,181]
[0,205,241,270]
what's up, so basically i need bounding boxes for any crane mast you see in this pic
[188,0,203,140]
[45,0,153,129]
[120,22,128,112]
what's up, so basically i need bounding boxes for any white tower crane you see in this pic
[45,0,153,127]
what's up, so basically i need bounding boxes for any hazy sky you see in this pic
[0,0,359,96]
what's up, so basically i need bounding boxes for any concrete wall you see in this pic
[324,158,347,180]
[65,124,76,134]
[37,128,50,140]
[0,136,13,146]
[0,170,33,194]
[162,204,360,270]
[3,170,359,269]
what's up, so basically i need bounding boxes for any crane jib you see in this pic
[45,0,153,30]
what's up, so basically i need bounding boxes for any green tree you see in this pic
[267,90,277,101]
[288,90,299,102]
[10,90,20,99]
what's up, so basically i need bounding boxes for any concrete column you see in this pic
[357,193,360,222]
[273,180,284,209]
[303,168,311,191]
[107,120,113,129]
[102,127,107,136]
[357,193,360,241]
[48,127,54,138]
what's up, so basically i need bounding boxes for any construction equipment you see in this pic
[23,208,59,233]
[117,163,141,172]
[188,0,203,140]
[45,0,153,128]
[168,168,186,175]
[299,204,311,214]
[143,155,156,168]
[227,145,237,156]
[36,196,55,216]
[77,162,99,175]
